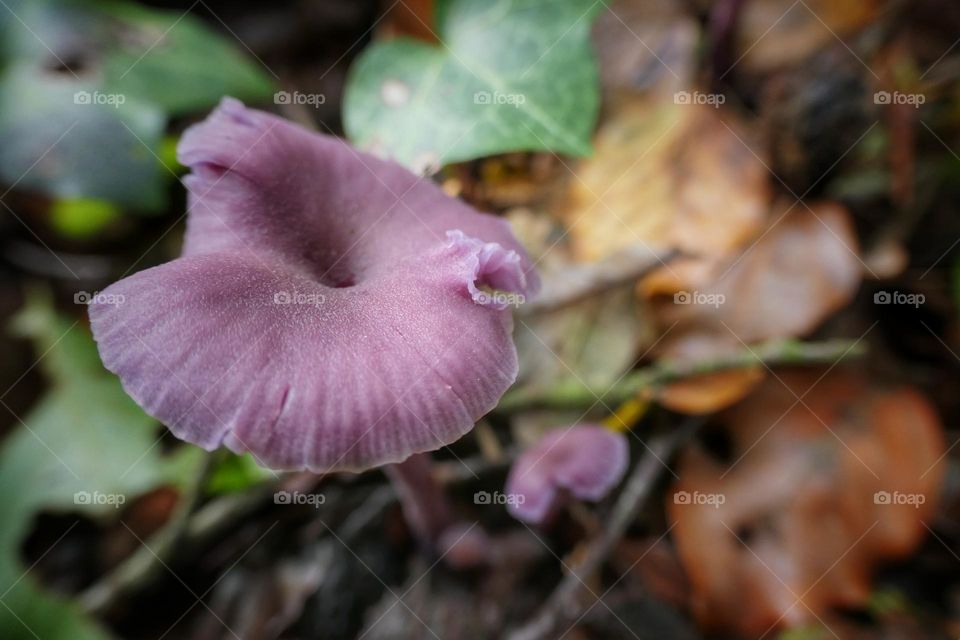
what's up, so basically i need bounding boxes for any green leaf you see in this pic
[98,2,275,116]
[866,586,910,617]
[1,0,274,115]
[206,452,272,495]
[0,291,202,639]
[158,134,184,175]
[343,0,601,170]
[49,198,123,239]
[0,0,274,211]
[0,63,167,210]
[0,0,97,62]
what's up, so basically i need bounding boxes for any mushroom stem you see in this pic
[385,453,452,547]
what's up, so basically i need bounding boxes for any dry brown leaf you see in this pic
[561,100,770,269]
[549,83,771,417]
[656,368,767,415]
[654,201,862,343]
[649,202,863,413]
[735,0,880,74]
[613,536,691,608]
[466,154,568,210]
[592,0,699,102]
[668,370,946,637]
[377,0,436,41]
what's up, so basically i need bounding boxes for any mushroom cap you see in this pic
[505,424,629,525]
[89,98,539,473]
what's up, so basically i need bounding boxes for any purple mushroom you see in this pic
[506,425,629,525]
[88,97,539,545]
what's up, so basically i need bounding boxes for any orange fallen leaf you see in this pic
[668,370,946,637]
[650,201,863,413]
[656,368,766,415]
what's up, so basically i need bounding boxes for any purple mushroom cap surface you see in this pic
[506,425,629,525]
[89,98,539,473]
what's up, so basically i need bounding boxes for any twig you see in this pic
[507,421,699,640]
[78,450,502,615]
[497,338,867,413]
[79,453,261,614]
[520,247,677,315]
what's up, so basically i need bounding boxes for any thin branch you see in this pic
[520,247,677,315]
[79,454,268,614]
[497,338,867,414]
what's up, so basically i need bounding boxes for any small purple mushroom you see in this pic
[88,97,538,545]
[506,425,629,525]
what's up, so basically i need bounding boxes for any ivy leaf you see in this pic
[0,63,167,210]
[0,292,201,639]
[98,2,275,116]
[343,0,602,171]
[0,0,274,211]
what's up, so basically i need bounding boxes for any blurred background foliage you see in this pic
[1,0,960,638]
